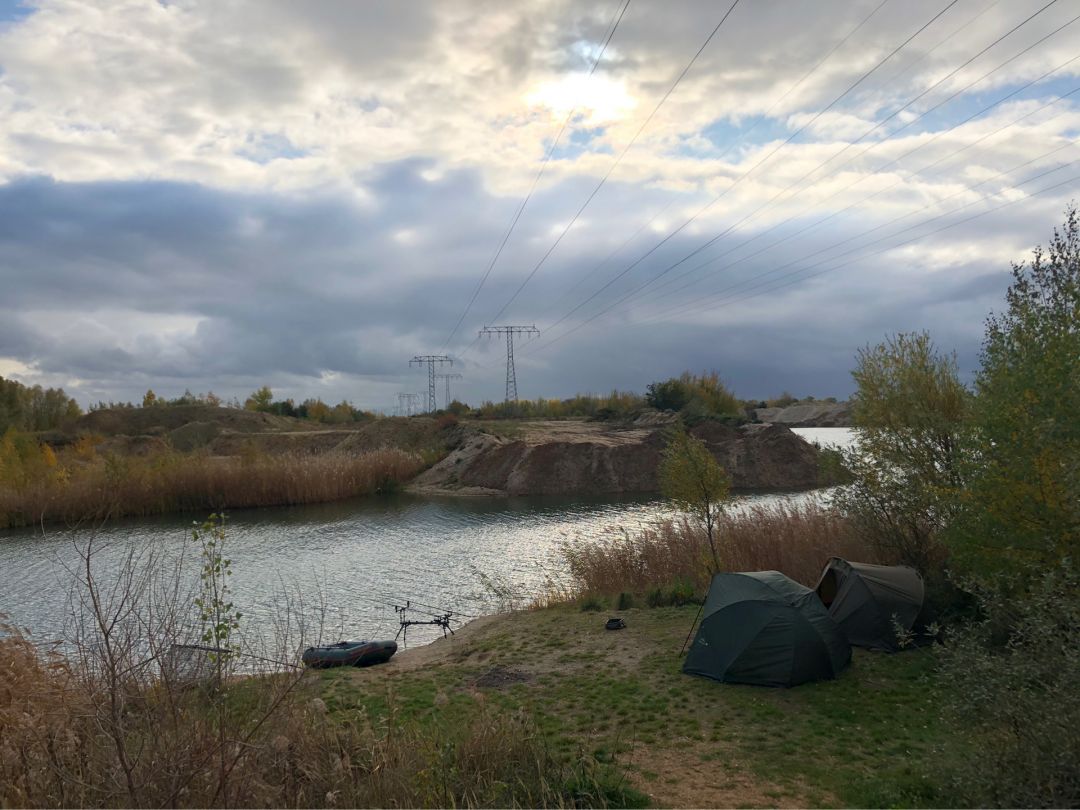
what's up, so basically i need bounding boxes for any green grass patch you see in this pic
[321,604,961,807]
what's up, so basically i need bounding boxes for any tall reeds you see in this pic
[0,448,425,529]
[0,524,628,809]
[561,501,888,597]
[0,627,605,808]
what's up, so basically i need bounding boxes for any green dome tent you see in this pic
[683,571,851,688]
[814,558,925,652]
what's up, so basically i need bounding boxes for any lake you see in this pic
[0,427,854,651]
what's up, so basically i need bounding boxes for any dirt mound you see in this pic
[72,405,305,437]
[167,421,221,452]
[413,420,824,496]
[690,421,822,490]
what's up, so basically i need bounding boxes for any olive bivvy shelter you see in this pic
[683,571,851,688]
[814,557,925,652]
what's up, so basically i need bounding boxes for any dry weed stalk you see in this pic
[561,501,890,598]
[0,448,423,529]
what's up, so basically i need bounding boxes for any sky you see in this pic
[1,0,1078,410]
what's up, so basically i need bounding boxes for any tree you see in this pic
[659,425,731,573]
[948,207,1080,580]
[0,375,82,432]
[836,331,968,572]
[244,386,273,412]
[142,389,158,408]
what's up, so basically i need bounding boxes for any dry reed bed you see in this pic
[0,449,425,528]
[562,501,889,596]
[0,625,605,808]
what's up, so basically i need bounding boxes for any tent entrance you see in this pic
[817,569,839,607]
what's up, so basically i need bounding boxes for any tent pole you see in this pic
[679,601,706,655]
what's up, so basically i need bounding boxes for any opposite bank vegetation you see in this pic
[0,368,822,530]
[1,209,1078,808]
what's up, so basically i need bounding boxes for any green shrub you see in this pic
[934,562,1080,807]
[644,587,665,608]
[616,592,635,611]
[644,582,699,608]
[645,371,741,420]
[668,581,697,606]
[579,595,606,612]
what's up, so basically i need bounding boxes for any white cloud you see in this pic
[1,0,1078,405]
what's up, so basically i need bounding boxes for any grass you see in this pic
[0,447,425,529]
[319,604,957,808]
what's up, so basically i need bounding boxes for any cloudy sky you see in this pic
[1,0,1077,410]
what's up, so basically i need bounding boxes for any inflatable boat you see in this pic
[301,640,397,669]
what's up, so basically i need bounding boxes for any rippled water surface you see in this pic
[0,428,853,649]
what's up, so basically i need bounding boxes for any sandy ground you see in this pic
[513,419,658,446]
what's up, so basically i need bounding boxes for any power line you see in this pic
[440,0,632,349]
[532,0,893,331]
[711,0,893,166]
[680,171,1080,316]
[640,61,1080,313]
[528,17,1080,351]
[642,147,1079,324]
[477,0,744,329]
[529,0,964,341]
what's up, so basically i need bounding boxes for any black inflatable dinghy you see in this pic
[301,640,397,669]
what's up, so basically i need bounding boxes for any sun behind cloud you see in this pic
[525,72,637,126]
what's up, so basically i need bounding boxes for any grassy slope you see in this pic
[317,605,949,809]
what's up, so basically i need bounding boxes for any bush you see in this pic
[579,595,606,612]
[644,581,698,608]
[616,592,635,610]
[934,562,1080,807]
[645,371,741,420]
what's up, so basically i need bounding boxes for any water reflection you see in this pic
[0,428,854,650]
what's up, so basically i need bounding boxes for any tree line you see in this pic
[0,375,81,433]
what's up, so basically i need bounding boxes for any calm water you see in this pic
[0,428,854,650]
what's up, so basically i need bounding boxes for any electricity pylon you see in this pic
[435,372,463,410]
[479,325,539,402]
[397,392,421,416]
[410,355,452,413]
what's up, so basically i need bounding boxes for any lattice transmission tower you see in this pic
[479,325,539,402]
[435,372,463,410]
[410,355,452,413]
[396,392,421,416]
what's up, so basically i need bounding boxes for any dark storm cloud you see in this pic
[0,162,1062,406]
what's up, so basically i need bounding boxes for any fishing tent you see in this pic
[814,557,924,651]
[683,571,851,688]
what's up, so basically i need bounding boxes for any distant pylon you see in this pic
[479,325,539,402]
[410,355,452,413]
[435,372,463,410]
[397,392,421,416]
